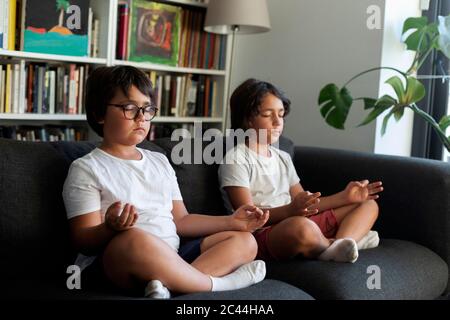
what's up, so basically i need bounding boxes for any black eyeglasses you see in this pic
[108,103,158,121]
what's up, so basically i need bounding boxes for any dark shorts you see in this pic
[178,237,203,263]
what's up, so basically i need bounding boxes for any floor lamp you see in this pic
[204,0,271,133]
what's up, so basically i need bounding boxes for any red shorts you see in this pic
[253,209,339,260]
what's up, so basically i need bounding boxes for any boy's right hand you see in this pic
[290,191,321,217]
[105,201,139,232]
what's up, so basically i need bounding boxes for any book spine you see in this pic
[0,66,5,113]
[49,70,55,114]
[7,0,16,50]
[68,64,76,114]
[3,0,9,49]
[117,4,129,60]
[13,63,19,114]
[18,60,26,113]
[26,63,33,113]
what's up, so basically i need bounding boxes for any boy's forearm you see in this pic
[264,205,292,225]
[176,214,235,237]
[74,223,118,256]
[318,191,349,211]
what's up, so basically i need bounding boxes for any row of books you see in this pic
[0,0,100,57]
[117,0,227,69]
[0,61,88,115]
[0,125,88,141]
[147,71,219,118]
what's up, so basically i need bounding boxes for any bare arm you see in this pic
[68,202,138,256]
[223,186,291,225]
[172,200,269,237]
[291,180,384,212]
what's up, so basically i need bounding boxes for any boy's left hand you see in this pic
[231,205,270,232]
[343,180,383,203]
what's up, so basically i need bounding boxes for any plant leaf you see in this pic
[402,17,428,34]
[394,106,405,122]
[376,95,398,107]
[318,84,353,129]
[359,104,394,127]
[405,77,426,104]
[439,114,450,131]
[358,95,397,127]
[403,17,430,52]
[363,98,377,110]
[386,76,406,104]
[381,109,396,135]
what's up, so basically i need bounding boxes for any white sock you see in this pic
[209,260,266,292]
[318,238,359,263]
[144,280,171,299]
[357,230,380,250]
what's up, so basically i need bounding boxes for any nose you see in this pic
[134,108,146,122]
[272,114,282,126]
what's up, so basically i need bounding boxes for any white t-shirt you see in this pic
[62,147,183,270]
[218,143,300,212]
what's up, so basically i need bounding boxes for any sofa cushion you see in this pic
[1,278,313,300]
[266,239,448,299]
[0,139,74,279]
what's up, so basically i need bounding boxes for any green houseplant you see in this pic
[318,15,450,152]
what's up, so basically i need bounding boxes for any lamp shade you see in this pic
[204,0,271,34]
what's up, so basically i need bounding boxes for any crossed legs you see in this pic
[266,200,379,261]
[101,228,258,293]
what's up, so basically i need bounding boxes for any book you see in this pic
[128,0,181,66]
[117,2,130,60]
[22,0,90,56]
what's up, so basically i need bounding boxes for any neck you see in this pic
[246,139,270,157]
[99,140,141,160]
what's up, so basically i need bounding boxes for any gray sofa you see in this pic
[0,136,448,300]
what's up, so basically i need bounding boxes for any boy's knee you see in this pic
[231,231,258,260]
[286,216,321,246]
[362,200,379,217]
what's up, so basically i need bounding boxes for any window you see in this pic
[412,0,450,161]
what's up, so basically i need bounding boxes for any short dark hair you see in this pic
[230,78,291,130]
[85,65,155,137]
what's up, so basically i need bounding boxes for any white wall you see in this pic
[374,0,421,156]
[231,0,385,152]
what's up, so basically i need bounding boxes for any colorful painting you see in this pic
[23,0,90,56]
[129,0,181,66]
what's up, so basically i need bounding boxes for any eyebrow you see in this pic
[119,99,152,105]
[260,107,285,112]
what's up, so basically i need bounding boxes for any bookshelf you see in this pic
[0,0,230,141]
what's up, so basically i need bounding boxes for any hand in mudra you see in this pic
[231,204,270,232]
[291,191,321,217]
[105,201,139,231]
[344,180,383,203]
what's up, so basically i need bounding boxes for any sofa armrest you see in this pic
[293,146,450,267]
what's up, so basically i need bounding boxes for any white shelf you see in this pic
[154,117,223,123]
[114,60,226,76]
[0,114,87,121]
[164,0,208,8]
[0,49,107,65]
[0,114,223,123]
